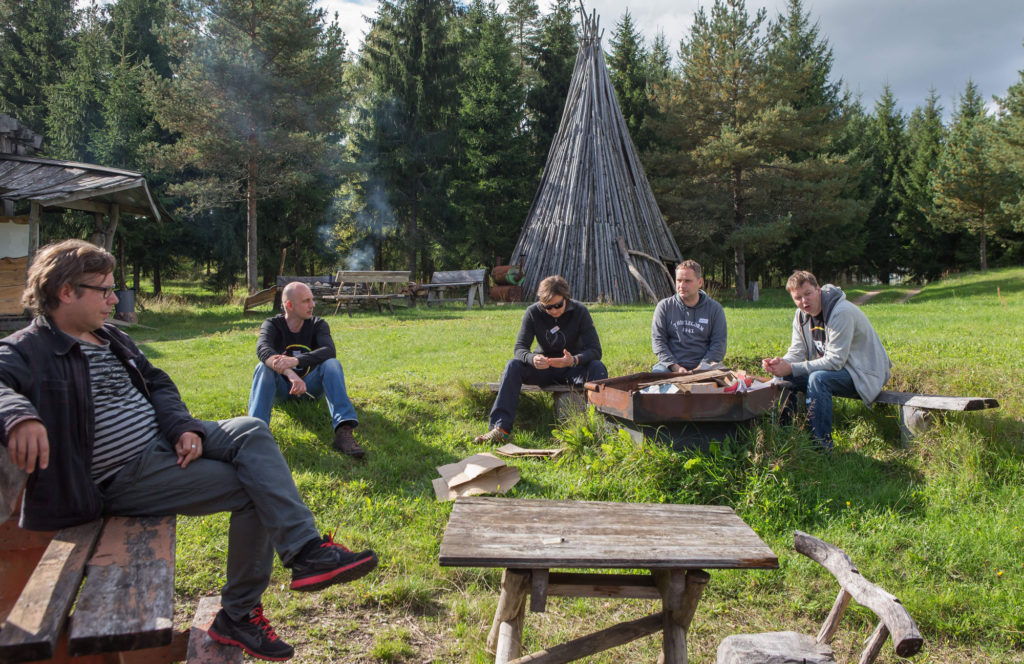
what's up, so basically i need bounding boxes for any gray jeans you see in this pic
[101,416,319,620]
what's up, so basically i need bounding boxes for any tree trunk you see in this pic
[153,259,162,296]
[732,166,747,299]
[407,193,419,279]
[979,228,987,271]
[246,164,258,295]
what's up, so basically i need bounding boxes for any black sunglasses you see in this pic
[78,284,116,298]
[543,299,566,311]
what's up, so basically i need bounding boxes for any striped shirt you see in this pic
[79,339,162,484]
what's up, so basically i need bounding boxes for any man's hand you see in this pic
[7,419,49,473]
[762,357,792,377]
[175,431,202,469]
[548,349,575,369]
[532,354,550,370]
[669,363,690,374]
[287,372,307,396]
[268,354,299,374]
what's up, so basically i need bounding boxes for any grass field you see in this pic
[127,268,1023,663]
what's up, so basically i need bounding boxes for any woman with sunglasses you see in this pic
[475,275,608,443]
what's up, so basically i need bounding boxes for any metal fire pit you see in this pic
[585,372,780,450]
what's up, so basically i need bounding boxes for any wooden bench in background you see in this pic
[718,530,922,664]
[474,382,586,420]
[420,269,486,309]
[873,390,999,445]
[322,270,411,316]
[0,454,240,664]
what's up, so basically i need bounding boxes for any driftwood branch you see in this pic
[794,531,922,658]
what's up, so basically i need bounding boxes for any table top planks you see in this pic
[439,497,778,570]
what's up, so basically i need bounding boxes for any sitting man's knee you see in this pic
[587,360,608,381]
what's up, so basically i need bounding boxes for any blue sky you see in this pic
[320,0,1024,118]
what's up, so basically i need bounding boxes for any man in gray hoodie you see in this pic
[651,260,727,372]
[762,270,891,451]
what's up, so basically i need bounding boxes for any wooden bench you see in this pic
[718,530,922,664]
[0,454,240,664]
[321,270,410,316]
[474,382,586,420]
[873,390,999,445]
[420,269,486,309]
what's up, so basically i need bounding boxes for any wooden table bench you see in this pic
[439,497,778,664]
[873,390,999,445]
[0,455,240,664]
[419,269,486,309]
[321,270,411,316]
[474,382,586,420]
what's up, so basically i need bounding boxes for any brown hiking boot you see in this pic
[473,427,509,444]
[333,425,365,459]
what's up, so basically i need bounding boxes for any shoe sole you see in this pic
[332,444,366,458]
[208,626,294,661]
[290,552,378,592]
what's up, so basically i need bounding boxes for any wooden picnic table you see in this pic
[439,497,778,664]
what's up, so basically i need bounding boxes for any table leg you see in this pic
[487,569,530,663]
[654,569,710,664]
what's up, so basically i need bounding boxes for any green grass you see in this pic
[130,268,1024,662]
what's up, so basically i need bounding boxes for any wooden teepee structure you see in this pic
[510,4,682,304]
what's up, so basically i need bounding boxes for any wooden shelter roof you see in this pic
[0,154,172,223]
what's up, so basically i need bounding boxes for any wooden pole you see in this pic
[505,612,664,664]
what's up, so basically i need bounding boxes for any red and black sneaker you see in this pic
[290,534,378,592]
[208,604,294,661]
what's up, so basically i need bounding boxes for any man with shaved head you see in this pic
[248,282,364,458]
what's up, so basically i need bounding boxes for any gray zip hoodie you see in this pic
[783,284,891,405]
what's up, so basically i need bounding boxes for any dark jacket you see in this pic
[256,314,335,375]
[513,300,602,366]
[0,317,203,530]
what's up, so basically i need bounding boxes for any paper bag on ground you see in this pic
[433,453,520,501]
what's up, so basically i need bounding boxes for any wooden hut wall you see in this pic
[511,15,682,304]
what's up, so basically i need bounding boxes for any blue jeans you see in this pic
[781,368,859,450]
[101,417,319,621]
[489,359,608,433]
[248,359,358,430]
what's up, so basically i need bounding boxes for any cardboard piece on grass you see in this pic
[432,453,520,501]
[493,443,565,459]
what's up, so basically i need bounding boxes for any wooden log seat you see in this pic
[473,382,586,420]
[872,390,999,444]
[717,531,923,664]
[0,454,239,664]
[418,269,487,309]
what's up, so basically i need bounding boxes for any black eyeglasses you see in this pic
[78,284,116,298]
[543,299,566,311]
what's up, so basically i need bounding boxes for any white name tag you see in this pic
[699,318,708,324]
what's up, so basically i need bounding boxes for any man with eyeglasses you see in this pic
[0,240,378,661]
[475,275,607,443]
[651,260,727,373]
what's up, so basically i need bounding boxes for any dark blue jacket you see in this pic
[513,300,602,366]
[0,317,203,530]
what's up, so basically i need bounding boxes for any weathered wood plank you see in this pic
[545,572,659,600]
[186,596,242,664]
[0,452,25,520]
[440,498,777,569]
[0,520,103,663]
[874,390,998,412]
[68,516,176,656]
[794,531,921,658]
[505,612,664,664]
[475,383,583,394]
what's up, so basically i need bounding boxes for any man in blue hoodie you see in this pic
[762,270,892,451]
[651,260,727,372]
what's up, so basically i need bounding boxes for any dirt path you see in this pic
[851,290,881,305]
[898,288,923,304]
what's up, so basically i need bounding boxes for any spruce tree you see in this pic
[0,0,76,131]
[357,0,460,277]
[526,0,576,168]
[608,10,651,149]
[896,91,963,281]
[993,66,1024,233]
[449,0,532,268]
[861,87,906,282]
[147,0,348,293]
[931,81,1015,270]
